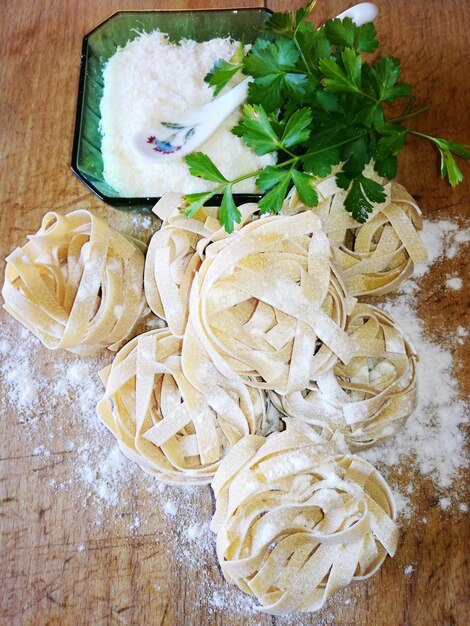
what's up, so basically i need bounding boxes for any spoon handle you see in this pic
[193,77,251,123]
[336,2,378,25]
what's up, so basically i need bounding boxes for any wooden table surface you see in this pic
[1,1,469,625]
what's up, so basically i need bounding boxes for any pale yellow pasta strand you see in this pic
[211,421,398,615]
[2,210,146,355]
[275,303,417,450]
[97,328,267,485]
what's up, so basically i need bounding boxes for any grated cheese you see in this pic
[100,31,275,197]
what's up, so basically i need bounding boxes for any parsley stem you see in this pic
[279,132,368,167]
[389,107,428,124]
[293,37,314,77]
[407,129,439,143]
[221,132,368,189]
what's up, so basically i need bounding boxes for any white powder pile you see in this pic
[446,275,463,290]
[363,218,469,515]
[100,31,274,197]
[414,221,470,274]
[0,327,43,410]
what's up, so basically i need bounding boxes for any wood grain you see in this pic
[0,1,469,625]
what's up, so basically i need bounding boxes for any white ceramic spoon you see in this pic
[132,2,378,163]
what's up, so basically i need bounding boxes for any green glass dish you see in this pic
[71,8,272,212]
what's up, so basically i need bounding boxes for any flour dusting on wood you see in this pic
[0,217,468,618]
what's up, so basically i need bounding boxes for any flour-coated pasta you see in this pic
[285,170,427,296]
[144,194,259,337]
[187,212,357,395]
[211,421,398,615]
[2,210,146,355]
[97,328,266,484]
[274,304,417,450]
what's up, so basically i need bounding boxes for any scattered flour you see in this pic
[363,218,469,514]
[403,564,415,576]
[0,215,469,619]
[33,445,51,457]
[457,326,469,345]
[445,275,463,290]
[414,220,470,275]
[163,500,177,516]
[439,497,451,511]
[186,523,205,540]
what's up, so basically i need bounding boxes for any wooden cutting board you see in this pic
[1,1,469,624]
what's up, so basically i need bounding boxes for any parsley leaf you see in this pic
[247,75,284,113]
[324,17,355,48]
[205,42,244,96]
[355,22,379,53]
[324,18,379,53]
[374,155,398,178]
[232,104,281,155]
[432,138,470,186]
[320,48,363,95]
[219,187,241,234]
[375,126,407,161]
[258,169,292,214]
[186,152,227,183]
[256,166,289,191]
[244,38,299,78]
[440,150,464,187]
[342,136,371,177]
[263,0,317,37]
[302,146,341,178]
[281,108,313,148]
[339,174,387,222]
[365,57,411,101]
[292,169,319,206]
[182,191,218,218]
[244,38,310,112]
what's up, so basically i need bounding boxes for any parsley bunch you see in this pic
[182,0,470,233]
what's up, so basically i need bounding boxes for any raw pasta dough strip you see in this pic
[211,421,398,615]
[3,209,146,355]
[97,328,266,485]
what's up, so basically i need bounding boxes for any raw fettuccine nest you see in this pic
[2,210,146,355]
[285,171,427,296]
[97,327,267,484]
[144,194,259,337]
[211,421,398,615]
[187,211,357,395]
[273,303,418,451]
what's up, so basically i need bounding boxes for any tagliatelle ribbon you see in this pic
[144,194,259,337]
[211,421,398,616]
[97,328,266,485]
[2,210,146,355]
[285,169,427,296]
[186,212,357,395]
[274,303,417,450]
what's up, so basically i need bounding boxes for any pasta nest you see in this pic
[285,170,427,296]
[274,303,418,450]
[187,211,357,395]
[211,421,398,615]
[2,210,146,355]
[144,193,259,338]
[97,328,267,485]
